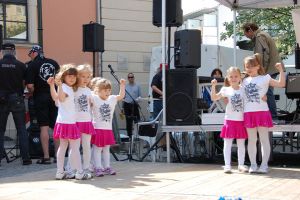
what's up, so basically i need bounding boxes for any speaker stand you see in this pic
[168,26,171,67]
[291,100,300,124]
[92,51,96,77]
[119,135,140,162]
[110,148,119,161]
[3,136,20,163]
[140,132,184,162]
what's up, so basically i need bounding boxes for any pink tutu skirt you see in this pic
[244,111,273,128]
[53,123,81,140]
[76,121,95,135]
[220,120,248,139]
[91,129,116,147]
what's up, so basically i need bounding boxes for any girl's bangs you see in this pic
[66,68,78,75]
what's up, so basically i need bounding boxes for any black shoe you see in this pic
[36,158,51,164]
[22,159,32,165]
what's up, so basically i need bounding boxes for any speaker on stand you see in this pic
[166,68,198,125]
[153,0,183,68]
[152,0,183,27]
[82,22,105,77]
[174,29,201,69]
[286,73,300,124]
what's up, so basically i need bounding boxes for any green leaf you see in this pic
[221,7,297,59]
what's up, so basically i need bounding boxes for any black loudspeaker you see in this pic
[295,43,300,69]
[83,23,104,52]
[286,73,300,99]
[174,29,201,68]
[152,0,183,27]
[166,68,198,125]
[28,127,55,159]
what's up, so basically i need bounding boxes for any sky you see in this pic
[182,0,219,15]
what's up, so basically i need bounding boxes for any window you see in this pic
[0,0,27,41]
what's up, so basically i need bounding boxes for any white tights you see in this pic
[57,138,82,173]
[81,133,92,169]
[247,127,270,167]
[223,138,246,166]
[93,145,111,169]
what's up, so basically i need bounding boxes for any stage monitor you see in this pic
[286,73,300,99]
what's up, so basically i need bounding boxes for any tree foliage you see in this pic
[220,7,296,59]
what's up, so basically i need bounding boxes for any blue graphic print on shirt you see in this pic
[76,94,88,112]
[99,103,111,122]
[244,83,260,103]
[231,93,243,112]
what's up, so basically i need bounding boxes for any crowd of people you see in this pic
[0,21,287,178]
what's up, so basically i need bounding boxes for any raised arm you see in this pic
[210,79,222,101]
[47,77,58,101]
[116,79,126,101]
[269,63,286,88]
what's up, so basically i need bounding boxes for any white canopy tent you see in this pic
[216,0,297,9]
[162,0,298,162]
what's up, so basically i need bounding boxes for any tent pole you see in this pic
[233,9,237,66]
[161,0,170,163]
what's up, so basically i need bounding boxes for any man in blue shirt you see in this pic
[122,73,141,138]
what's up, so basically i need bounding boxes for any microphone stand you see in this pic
[108,65,140,162]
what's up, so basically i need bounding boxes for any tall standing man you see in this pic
[122,73,141,138]
[151,65,164,119]
[242,22,282,120]
[0,43,32,165]
[26,45,59,164]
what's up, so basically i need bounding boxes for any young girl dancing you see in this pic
[74,64,95,172]
[211,67,248,173]
[48,64,91,180]
[91,78,125,177]
[243,53,285,174]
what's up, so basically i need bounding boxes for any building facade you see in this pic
[2,0,161,130]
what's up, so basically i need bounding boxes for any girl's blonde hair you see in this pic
[77,64,93,76]
[56,63,78,90]
[89,77,102,90]
[224,66,242,87]
[244,53,265,75]
[94,78,112,94]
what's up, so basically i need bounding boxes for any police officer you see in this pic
[26,45,59,164]
[0,43,32,165]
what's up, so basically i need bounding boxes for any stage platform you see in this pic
[1,159,300,200]
[162,124,300,132]
[158,124,300,163]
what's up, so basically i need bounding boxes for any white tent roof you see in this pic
[215,0,297,9]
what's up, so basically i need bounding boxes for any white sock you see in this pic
[93,145,103,169]
[81,133,92,169]
[102,145,111,168]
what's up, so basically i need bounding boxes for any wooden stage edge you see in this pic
[162,124,300,133]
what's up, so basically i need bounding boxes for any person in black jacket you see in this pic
[26,45,59,164]
[151,66,163,119]
[0,43,32,165]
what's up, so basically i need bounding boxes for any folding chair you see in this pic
[136,110,163,162]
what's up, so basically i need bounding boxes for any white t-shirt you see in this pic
[219,86,244,121]
[91,94,117,130]
[56,83,76,124]
[74,87,92,122]
[242,74,271,112]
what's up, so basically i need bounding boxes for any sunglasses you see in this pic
[128,76,134,79]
